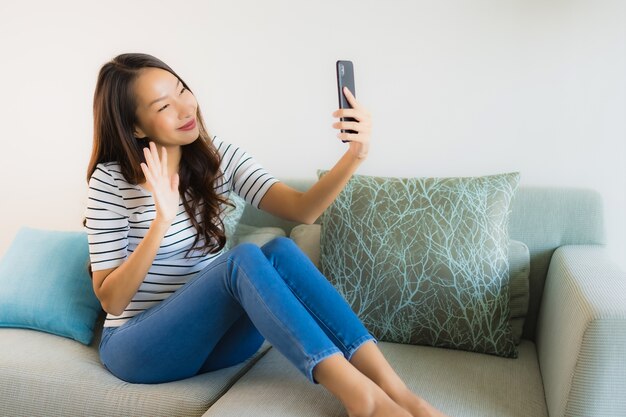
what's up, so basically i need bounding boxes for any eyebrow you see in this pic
[148,78,181,108]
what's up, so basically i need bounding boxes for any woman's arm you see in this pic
[259,86,371,224]
[93,219,171,316]
[93,142,181,316]
[259,151,364,224]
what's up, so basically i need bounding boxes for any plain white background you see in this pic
[0,0,624,269]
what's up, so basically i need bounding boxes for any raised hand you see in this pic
[140,141,180,226]
[332,86,372,160]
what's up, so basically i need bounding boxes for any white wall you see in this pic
[0,0,624,269]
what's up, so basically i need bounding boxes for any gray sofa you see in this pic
[1,180,625,417]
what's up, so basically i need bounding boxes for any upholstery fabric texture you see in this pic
[317,170,520,357]
[202,340,546,417]
[506,188,606,341]
[536,245,626,417]
[0,227,102,345]
[0,319,272,417]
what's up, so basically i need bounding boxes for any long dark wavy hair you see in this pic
[83,53,233,274]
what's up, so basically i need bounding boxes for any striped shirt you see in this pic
[84,135,280,327]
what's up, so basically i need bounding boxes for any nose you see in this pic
[179,107,195,120]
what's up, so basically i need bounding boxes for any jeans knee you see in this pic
[261,236,296,256]
[225,242,267,274]
[229,241,264,259]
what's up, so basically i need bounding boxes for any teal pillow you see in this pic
[0,227,102,344]
[318,170,520,358]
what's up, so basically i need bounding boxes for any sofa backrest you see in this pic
[239,180,606,342]
[508,186,605,340]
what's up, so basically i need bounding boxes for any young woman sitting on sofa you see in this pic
[83,52,449,417]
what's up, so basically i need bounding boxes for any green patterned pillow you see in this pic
[318,170,520,358]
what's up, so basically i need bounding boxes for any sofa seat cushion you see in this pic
[202,340,547,417]
[0,325,271,417]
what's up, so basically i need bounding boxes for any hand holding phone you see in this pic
[336,60,357,143]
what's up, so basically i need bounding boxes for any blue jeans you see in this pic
[99,237,377,384]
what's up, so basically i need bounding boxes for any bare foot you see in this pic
[388,387,450,417]
[347,383,413,417]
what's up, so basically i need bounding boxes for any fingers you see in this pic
[161,145,168,178]
[330,92,372,158]
[337,132,360,142]
[332,121,362,132]
[140,162,155,186]
[143,144,156,172]
[332,105,372,132]
[149,141,162,173]
[332,108,366,121]
[342,86,359,109]
[143,141,167,176]
[143,142,174,191]
[333,89,370,120]
[332,108,355,117]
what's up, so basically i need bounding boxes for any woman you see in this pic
[83,53,448,417]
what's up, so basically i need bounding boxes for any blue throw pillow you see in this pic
[0,227,102,344]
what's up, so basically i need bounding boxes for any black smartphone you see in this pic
[336,60,357,142]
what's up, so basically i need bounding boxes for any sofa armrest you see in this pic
[536,244,626,417]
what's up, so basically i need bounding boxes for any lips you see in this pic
[178,119,197,130]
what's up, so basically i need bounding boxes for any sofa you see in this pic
[1,179,624,417]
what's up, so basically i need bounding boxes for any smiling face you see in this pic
[133,67,199,147]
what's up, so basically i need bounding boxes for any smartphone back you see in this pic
[336,60,355,110]
[336,60,357,138]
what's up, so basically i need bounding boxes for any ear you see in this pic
[134,125,148,140]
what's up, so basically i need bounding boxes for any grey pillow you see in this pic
[317,170,521,358]
[289,224,322,268]
[232,224,286,247]
[290,224,530,345]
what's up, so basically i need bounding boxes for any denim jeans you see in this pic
[99,236,377,384]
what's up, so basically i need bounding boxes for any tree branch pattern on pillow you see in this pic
[318,171,520,358]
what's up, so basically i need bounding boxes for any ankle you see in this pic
[344,380,378,416]
[388,386,429,412]
[344,371,392,415]
[313,354,376,414]
[379,376,408,399]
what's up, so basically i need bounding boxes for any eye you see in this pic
[157,87,187,112]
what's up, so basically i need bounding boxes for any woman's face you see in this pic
[133,67,199,147]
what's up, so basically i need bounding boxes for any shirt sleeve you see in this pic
[84,163,130,271]
[213,135,280,208]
